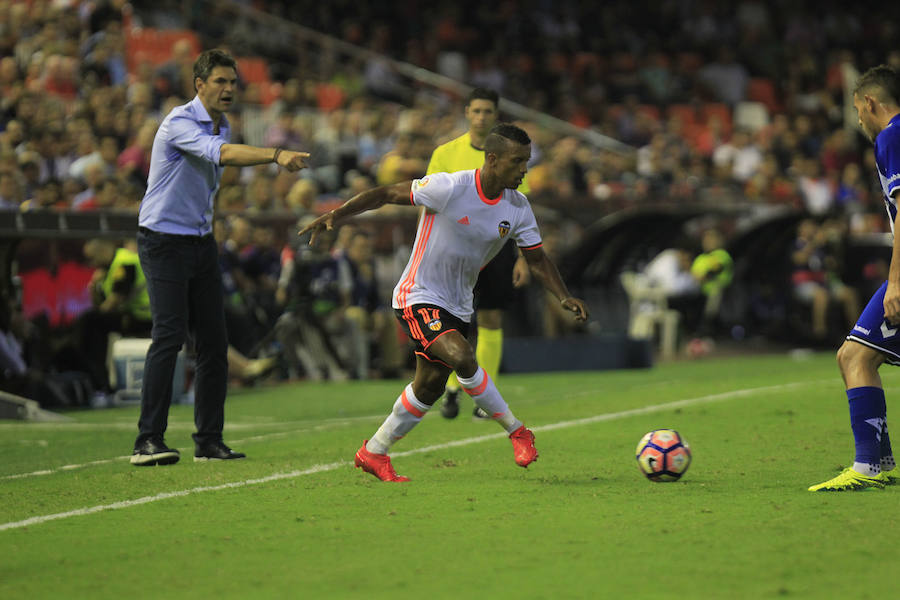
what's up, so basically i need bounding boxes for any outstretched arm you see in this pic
[219,144,310,171]
[298,181,414,246]
[521,246,589,321]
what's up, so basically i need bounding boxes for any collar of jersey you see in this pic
[475,169,502,205]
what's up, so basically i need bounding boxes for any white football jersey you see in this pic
[392,169,542,322]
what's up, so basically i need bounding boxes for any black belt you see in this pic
[138,226,213,242]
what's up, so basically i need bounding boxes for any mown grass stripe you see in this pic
[0,381,816,532]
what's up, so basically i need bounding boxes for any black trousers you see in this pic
[136,228,228,447]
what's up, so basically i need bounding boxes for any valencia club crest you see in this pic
[498,220,510,238]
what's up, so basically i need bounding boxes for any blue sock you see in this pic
[882,425,896,470]
[847,387,886,468]
[878,394,896,470]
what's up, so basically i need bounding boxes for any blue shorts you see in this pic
[847,281,900,366]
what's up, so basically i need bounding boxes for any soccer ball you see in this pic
[635,429,692,482]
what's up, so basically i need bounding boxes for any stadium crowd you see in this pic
[0,0,897,402]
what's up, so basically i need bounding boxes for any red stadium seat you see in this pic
[316,82,345,112]
[747,77,781,114]
[606,104,625,121]
[667,104,699,126]
[125,29,200,73]
[676,52,703,74]
[260,81,283,106]
[701,103,732,134]
[636,104,661,122]
[236,57,270,86]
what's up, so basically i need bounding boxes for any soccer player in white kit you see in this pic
[299,123,589,481]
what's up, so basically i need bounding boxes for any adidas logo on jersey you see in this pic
[457,216,470,225]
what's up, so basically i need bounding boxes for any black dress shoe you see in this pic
[131,439,180,466]
[194,440,247,461]
[440,389,460,419]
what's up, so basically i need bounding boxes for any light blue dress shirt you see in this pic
[138,96,230,236]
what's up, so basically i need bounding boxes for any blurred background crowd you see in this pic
[0,0,896,406]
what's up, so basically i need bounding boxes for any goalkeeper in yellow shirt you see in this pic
[427,88,531,419]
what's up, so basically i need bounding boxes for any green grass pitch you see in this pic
[2,352,898,599]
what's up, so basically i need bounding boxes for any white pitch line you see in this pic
[1,415,386,481]
[0,462,347,532]
[0,381,818,532]
[3,456,132,479]
[0,414,385,431]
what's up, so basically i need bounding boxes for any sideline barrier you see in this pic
[0,390,72,422]
[501,334,653,373]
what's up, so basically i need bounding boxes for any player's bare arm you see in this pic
[512,253,531,288]
[521,245,589,321]
[298,181,413,246]
[885,197,900,324]
[219,144,310,171]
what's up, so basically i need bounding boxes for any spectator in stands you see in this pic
[376,132,427,185]
[790,218,859,341]
[797,157,835,215]
[154,37,196,101]
[643,242,705,335]
[340,169,376,200]
[712,129,763,183]
[264,111,302,151]
[339,229,404,378]
[690,228,734,335]
[835,162,869,213]
[0,294,93,408]
[219,214,267,355]
[226,345,277,385]
[698,46,750,106]
[285,177,319,216]
[33,125,74,182]
[71,162,105,210]
[74,175,118,212]
[17,150,41,198]
[274,219,350,381]
[214,218,263,361]
[0,57,22,120]
[117,118,157,186]
[216,184,245,213]
[0,171,21,209]
[77,238,152,396]
[20,178,64,211]
[68,134,118,182]
[238,222,284,344]
[0,119,26,153]
[245,170,277,213]
[272,169,299,211]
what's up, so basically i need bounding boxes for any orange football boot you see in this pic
[509,426,538,467]
[354,441,410,482]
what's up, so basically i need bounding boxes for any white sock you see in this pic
[457,367,522,433]
[853,461,881,477]
[366,384,429,455]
